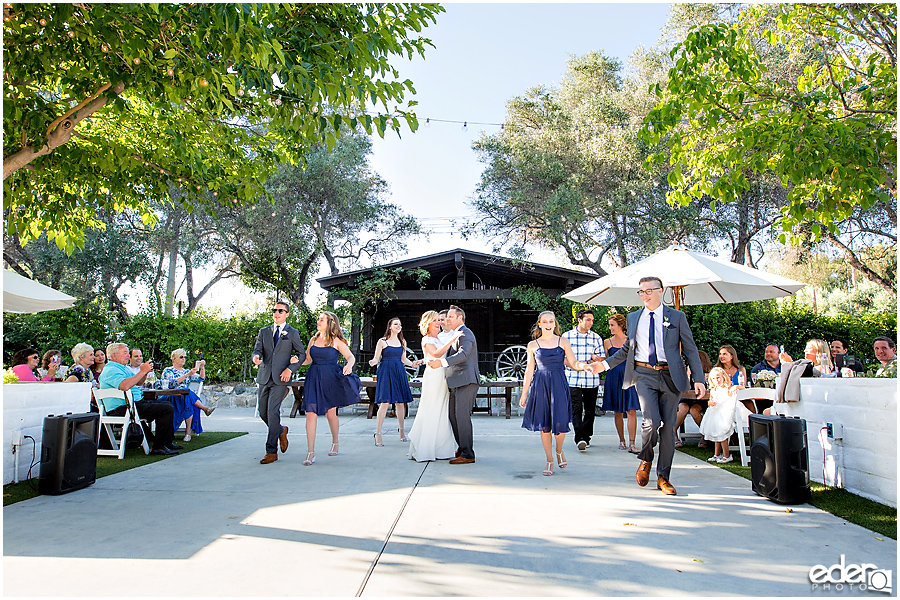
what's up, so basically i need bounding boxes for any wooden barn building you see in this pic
[317,248,597,377]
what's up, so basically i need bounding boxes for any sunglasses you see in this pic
[272,308,288,314]
[30,355,39,360]
[178,355,187,359]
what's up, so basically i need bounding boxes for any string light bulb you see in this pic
[101,44,109,52]
[133,57,140,65]
[425,118,430,126]
[39,18,47,26]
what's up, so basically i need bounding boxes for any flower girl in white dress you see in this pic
[408,310,462,462]
[699,367,750,464]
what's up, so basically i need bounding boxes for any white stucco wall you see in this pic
[3,382,93,484]
[776,378,897,507]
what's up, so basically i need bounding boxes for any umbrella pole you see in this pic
[670,285,685,310]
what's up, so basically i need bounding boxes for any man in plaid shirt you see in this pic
[563,309,605,451]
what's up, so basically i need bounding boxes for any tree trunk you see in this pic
[825,231,897,299]
[164,219,181,316]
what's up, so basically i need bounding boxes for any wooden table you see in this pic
[287,378,524,419]
[140,388,190,401]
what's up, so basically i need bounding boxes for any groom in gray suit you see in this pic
[598,277,706,495]
[252,301,306,464]
[428,305,479,464]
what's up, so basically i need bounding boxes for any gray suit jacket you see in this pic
[444,325,480,389]
[606,306,703,393]
[252,324,306,386]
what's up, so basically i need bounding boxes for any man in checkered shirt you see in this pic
[563,309,605,451]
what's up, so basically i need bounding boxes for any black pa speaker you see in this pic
[749,414,810,505]
[39,412,99,495]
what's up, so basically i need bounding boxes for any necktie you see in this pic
[648,312,658,366]
[273,326,280,347]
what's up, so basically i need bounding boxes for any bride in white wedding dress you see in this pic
[408,310,463,462]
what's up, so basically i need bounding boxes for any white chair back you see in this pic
[93,388,150,458]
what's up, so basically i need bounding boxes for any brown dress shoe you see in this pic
[657,477,677,495]
[279,426,289,453]
[636,460,652,487]
[260,453,278,464]
[449,456,475,464]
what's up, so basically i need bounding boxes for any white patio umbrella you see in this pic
[562,245,805,309]
[3,269,77,313]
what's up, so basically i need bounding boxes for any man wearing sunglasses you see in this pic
[252,301,307,464]
[595,276,706,496]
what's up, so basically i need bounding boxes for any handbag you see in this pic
[125,402,145,449]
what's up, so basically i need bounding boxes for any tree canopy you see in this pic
[642,3,896,240]
[468,51,719,274]
[3,3,443,251]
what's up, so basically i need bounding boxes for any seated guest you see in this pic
[766,339,835,413]
[750,344,782,377]
[10,348,57,381]
[161,348,215,442]
[98,342,180,456]
[39,350,65,381]
[126,348,144,375]
[65,343,99,388]
[676,349,713,448]
[873,337,896,377]
[830,338,863,377]
[780,339,833,376]
[91,348,107,380]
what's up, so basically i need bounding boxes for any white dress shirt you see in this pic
[601,305,668,370]
[439,325,464,367]
[635,305,667,363]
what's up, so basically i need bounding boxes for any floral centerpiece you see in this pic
[4,369,20,384]
[755,370,777,388]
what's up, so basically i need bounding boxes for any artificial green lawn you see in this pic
[3,431,246,506]
[677,442,897,540]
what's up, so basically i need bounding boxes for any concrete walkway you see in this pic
[4,408,895,597]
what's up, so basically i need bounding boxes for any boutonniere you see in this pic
[662,316,672,329]
[280,330,288,338]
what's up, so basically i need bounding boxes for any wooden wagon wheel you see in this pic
[495,345,528,379]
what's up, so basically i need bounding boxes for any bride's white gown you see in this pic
[408,336,457,461]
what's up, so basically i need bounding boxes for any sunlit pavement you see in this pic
[4,408,894,597]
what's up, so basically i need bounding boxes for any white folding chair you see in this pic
[188,380,204,396]
[93,388,150,458]
[730,401,752,467]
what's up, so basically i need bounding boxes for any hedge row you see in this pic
[3,298,895,381]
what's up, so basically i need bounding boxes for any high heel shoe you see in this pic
[398,428,408,442]
[374,433,384,447]
[203,406,216,417]
[303,452,316,466]
[328,443,339,456]
[556,451,567,468]
[543,462,553,476]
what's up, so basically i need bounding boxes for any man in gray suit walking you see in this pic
[252,301,307,464]
[598,277,706,495]
[428,305,479,464]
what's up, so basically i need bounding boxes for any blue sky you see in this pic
[368,3,674,264]
[145,3,676,314]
